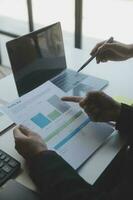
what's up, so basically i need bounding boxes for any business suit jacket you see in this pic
[28,104,133,200]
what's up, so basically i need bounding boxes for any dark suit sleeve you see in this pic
[116,103,133,145]
[28,151,106,200]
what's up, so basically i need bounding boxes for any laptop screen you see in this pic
[6,22,67,96]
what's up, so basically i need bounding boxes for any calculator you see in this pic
[0,149,21,186]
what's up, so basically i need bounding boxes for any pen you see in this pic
[77,36,114,73]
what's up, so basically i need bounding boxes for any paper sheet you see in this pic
[3,81,113,169]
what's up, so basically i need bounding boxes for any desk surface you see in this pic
[0,44,132,190]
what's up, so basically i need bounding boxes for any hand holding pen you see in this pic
[77,37,114,72]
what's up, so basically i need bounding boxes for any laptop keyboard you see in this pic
[52,70,87,92]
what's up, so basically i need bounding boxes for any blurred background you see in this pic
[0,0,133,77]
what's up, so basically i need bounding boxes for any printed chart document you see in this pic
[3,81,113,169]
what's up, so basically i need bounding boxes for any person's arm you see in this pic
[116,103,133,144]
[28,151,98,200]
[13,126,105,200]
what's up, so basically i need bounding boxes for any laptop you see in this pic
[6,22,108,97]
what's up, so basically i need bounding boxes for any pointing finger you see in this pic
[61,96,83,103]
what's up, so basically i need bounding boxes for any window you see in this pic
[32,0,75,47]
[82,0,133,50]
[0,0,29,66]
[0,0,29,35]
[1,0,133,67]
[0,0,75,66]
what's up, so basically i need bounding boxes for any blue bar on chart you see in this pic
[54,118,90,150]
[31,113,51,128]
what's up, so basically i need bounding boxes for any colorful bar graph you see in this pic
[47,110,61,121]
[45,111,83,142]
[54,118,90,150]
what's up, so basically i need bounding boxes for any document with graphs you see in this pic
[3,81,113,169]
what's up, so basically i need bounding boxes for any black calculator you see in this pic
[0,149,21,186]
